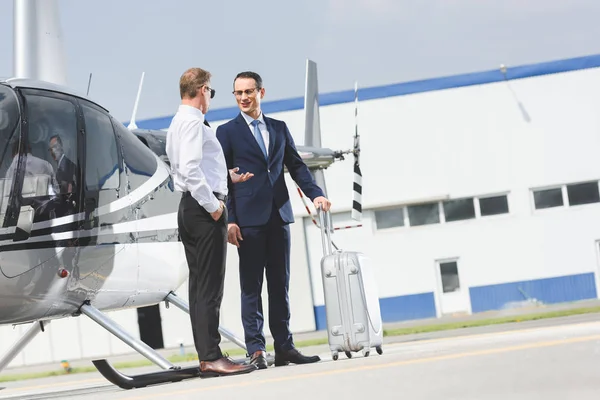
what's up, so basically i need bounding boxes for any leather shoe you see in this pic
[250,350,268,369]
[200,355,257,377]
[274,348,320,366]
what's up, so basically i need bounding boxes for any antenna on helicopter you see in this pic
[351,81,362,221]
[127,72,145,130]
[86,73,93,96]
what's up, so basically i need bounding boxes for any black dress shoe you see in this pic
[250,350,268,369]
[274,348,320,366]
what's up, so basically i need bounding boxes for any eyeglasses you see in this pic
[232,87,259,98]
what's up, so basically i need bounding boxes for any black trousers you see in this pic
[177,193,228,362]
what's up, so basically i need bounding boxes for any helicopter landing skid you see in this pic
[92,359,200,390]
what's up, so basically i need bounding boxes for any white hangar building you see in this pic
[3,52,600,368]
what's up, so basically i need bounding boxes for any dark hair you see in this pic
[233,71,262,89]
[49,135,62,145]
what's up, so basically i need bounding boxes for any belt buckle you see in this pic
[214,192,225,202]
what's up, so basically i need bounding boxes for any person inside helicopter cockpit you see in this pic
[48,134,77,195]
[4,140,61,222]
[5,140,59,197]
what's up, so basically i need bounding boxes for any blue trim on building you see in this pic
[313,272,598,330]
[469,272,598,313]
[313,291,436,331]
[130,53,600,130]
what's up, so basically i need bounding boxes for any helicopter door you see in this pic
[76,100,130,290]
[0,88,83,278]
[78,101,122,228]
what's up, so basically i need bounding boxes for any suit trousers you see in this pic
[177,193,227,361]
[238,204,294,355]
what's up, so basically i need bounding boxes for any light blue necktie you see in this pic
[251,119,268,160]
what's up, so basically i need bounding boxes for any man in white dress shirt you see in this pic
[5,140,58,197]
[165,67,256,378]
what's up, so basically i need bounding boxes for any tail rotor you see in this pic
[299,59,363,232]
[351,81,363,221]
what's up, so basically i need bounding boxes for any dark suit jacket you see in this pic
[56,155,77,194]
[216,113,324,227]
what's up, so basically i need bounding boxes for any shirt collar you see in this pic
[241,111,264,126]
[178,104,205,121]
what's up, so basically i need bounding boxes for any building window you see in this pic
[374,207,404,229]
[443,198,475,222]
[407,203,439,226]
[331,211,353,226]
[479,195,509,216]
[439,261,460,293]
[567,181,600,206]
[533,188,563,209]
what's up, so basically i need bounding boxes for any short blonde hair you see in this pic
[179,68,211,99]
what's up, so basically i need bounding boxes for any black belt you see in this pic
[183,191,227,203]
[213,192,227,202]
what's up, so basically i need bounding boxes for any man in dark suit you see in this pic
[48,135,77,194]
[216,71,331,370]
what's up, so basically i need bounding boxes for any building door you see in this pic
[435,258,470,316]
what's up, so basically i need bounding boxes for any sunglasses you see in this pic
[205,86,216,99]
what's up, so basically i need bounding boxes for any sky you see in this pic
[1,0,600,124]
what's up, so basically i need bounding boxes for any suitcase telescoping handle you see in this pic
[317,206,333,256]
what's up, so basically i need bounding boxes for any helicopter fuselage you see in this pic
[0,78,188,326]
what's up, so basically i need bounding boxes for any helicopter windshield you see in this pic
[0,85,82,231]
[0,84,22,225]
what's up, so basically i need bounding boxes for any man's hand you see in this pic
[227,223,243,247]
[210,201,224,221]
[229,167,254,184]
[313,196,331,212]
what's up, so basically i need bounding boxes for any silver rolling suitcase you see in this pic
[318,209,384,360]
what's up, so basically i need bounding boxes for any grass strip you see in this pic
[2,305,599,383]
[382,305,600,336]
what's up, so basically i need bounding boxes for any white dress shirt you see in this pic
[166,105,228,213]
[5,153,58,196]
[241,111,269,155]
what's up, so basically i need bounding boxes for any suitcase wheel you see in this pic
[376,346,383,355]
[332,352,339,361]
[362,349,370,357]
[345,351,352,359]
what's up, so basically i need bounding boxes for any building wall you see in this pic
[294,60,600,329]
[0,308,140,368]
[4,54,600,369]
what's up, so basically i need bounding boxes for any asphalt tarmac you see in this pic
[2,315,600,399]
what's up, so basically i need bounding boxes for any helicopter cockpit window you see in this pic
[0,85,21,226]
[24,94,78,197]
[14,93,80,223]
[81,103,120,191]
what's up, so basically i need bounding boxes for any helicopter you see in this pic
[0,0,362,390]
